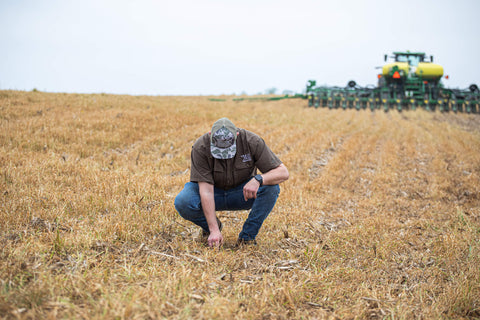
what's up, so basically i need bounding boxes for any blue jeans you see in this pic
[174,181,280,241]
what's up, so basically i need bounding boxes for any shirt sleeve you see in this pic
[190,135,215,184]
[250,133,282,173]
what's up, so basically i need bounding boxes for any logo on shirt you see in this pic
[240,153,252,162]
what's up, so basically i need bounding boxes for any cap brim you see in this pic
[211,143,236,159]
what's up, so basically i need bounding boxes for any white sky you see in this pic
[1,0,479,95]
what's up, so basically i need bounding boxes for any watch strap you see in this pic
[254,174,263,186]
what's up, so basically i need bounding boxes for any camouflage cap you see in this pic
[210,118,237,159]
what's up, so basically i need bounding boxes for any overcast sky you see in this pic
[1,0,479,95]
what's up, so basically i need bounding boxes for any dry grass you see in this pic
[1,90,479,319]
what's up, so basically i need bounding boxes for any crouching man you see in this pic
[174,118,289,247]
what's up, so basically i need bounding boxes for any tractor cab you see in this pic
[394,53,424,67]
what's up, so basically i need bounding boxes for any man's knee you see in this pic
[174,183,201,218]
[174,193,186,215]
[175,192,193,216]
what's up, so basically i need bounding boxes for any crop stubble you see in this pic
[0,91,479,319]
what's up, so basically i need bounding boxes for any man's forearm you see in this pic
[198,182,220,233]
[261,163,289,185]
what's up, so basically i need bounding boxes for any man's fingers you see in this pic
[208,233,223,248]
[243,188,257,201]
[209,240,221,248]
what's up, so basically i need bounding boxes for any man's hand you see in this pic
[199,181,223,248]
[208,230,223,248]
[243,177,260,201]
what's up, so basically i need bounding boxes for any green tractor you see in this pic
[306,51,479,113]
[377,51,444,110]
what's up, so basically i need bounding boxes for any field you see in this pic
[1,90,479,319]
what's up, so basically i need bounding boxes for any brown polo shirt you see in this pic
[190,128,282,190]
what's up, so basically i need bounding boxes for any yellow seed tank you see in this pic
[415,63,444,80]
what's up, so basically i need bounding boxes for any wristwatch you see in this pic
[254,174,263,186]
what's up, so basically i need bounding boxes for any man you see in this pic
[174,117,289,248]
